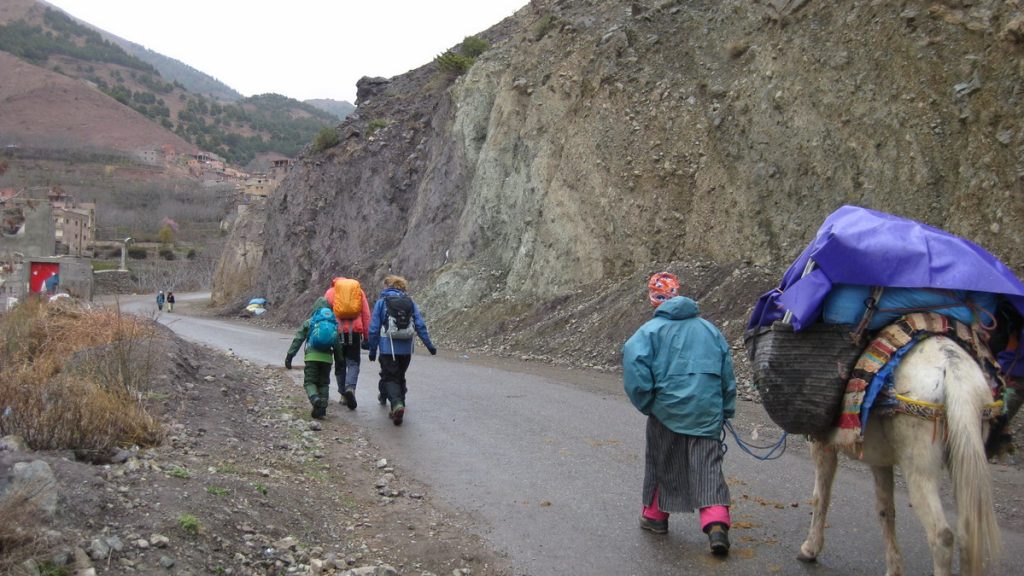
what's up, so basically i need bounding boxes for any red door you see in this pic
[29,262,59,293]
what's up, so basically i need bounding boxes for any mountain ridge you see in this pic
[0,0,349,164]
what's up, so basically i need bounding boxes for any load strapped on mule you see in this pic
[744,205,1024,443]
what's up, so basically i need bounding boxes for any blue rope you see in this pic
[722,420,788,461]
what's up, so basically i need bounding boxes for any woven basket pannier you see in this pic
[744,322,863,435]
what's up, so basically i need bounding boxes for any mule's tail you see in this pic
[945,353,1002,572]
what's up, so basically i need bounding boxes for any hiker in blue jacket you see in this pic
[623,272,737,556]
[367,275,436,426]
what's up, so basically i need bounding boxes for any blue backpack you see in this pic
[307,307,338,352]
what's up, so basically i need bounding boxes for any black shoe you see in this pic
[342,388,357,410]
[390,402,405,426]
[638,515,668,534]
[707,523,730,556]
[309,395,321,418]
[378,393,387,406]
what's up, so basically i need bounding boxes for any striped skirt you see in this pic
[643,416,730,513]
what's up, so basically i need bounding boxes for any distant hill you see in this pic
[305,98,355,121]
[110,37,243,103]
[0,1,338,164]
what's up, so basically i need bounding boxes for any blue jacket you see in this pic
[623,296,736,438]
[367,288,435,357]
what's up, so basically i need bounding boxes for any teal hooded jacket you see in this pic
[622,296,737,438]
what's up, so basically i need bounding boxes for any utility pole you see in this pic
[120,237,133,271]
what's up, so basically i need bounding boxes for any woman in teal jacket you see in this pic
[623,272,737,556]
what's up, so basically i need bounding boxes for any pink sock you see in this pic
[699,505,731,531]
[642,487,669,521]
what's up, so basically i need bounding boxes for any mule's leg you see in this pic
[897,420,954,576]
[871,465,903,576]
[798,441,838,562]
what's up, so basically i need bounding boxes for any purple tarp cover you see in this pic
[747,205,1024,331]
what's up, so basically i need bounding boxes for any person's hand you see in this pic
[284,355,293,369]
[368,352,376,362]
[428,346,437,356]
[361,340,369,350]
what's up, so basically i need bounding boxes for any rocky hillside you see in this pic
[219,0,1024,370]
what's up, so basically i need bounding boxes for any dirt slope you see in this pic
[2,321,507,575]
[0,51,195,152]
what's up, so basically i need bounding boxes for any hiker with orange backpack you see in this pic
[325,276,371,410]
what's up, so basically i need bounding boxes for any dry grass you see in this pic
[0,298,163,456]
[0,491,46,575]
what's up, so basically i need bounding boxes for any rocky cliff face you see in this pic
[212,203,267,307]
[218,0,1024,371]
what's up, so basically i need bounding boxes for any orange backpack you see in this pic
[330,277,362,320]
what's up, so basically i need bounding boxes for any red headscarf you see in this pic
[648,272,680,307]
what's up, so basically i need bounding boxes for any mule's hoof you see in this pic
[796,549,818,563]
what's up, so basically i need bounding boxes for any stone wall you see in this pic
[93,269,134,295]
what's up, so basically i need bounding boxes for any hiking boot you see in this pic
[378,393,387,406]
[707,523,730,556]
[309,395,322,419]
[638,515,668,535]
[342,388,358,410]
[390,402,405,426]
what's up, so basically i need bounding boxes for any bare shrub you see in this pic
[0,491,45,575]
[0,299,163,456]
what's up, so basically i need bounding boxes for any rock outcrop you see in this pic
[212,202,267,306]
[221,0,1024,366]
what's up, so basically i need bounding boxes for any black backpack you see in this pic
[381,295,415,339]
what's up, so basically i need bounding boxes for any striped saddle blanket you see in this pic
[837,312,1003,439]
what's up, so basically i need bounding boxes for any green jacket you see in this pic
[622,296,736,438]
[287,297,339,364]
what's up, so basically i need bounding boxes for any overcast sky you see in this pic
[44,0,528,103]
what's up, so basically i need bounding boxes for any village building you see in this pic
[243,174,273,200]
[47,188,96,257]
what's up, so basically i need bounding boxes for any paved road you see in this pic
[123,293,1024,575]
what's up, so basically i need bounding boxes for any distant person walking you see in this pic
[156,291,165,311]
[325,276,372,410]
[167,291,176,313]
[285,296,340,420]
[366,275,436,425]
[622,272,737,556]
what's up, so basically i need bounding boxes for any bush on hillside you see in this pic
[434,35,490,79]
[312,127,340,153]
[127,246,147,259]
[434,51,475,77]
[461,35,490,58]
[533,14,558,41]
[368,118,389,136]
[0,299,163,458]
[159,247,176,260]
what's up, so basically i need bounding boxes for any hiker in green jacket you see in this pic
[285,296,341,419]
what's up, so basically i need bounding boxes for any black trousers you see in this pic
[378,354,412,407]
